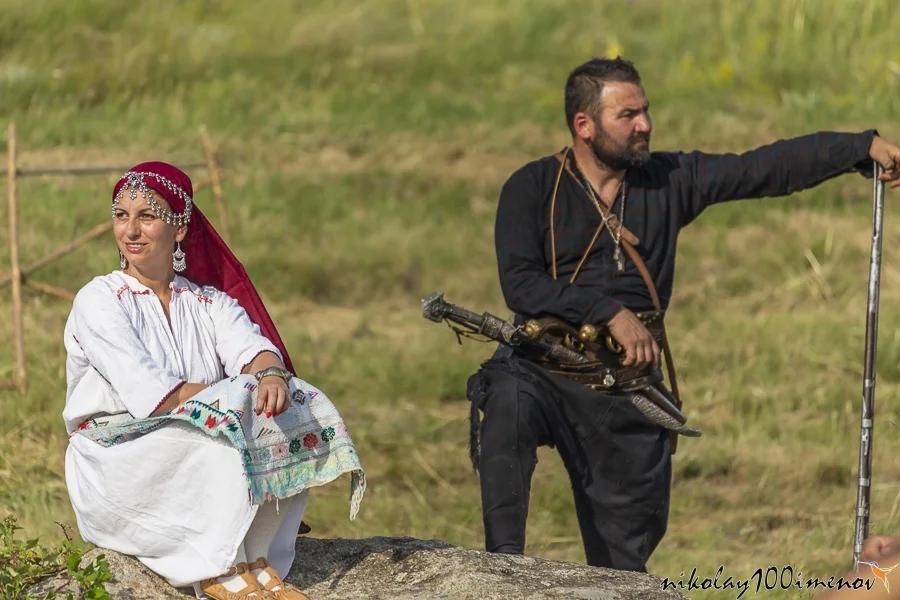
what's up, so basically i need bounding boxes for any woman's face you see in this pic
[113,192,186,274]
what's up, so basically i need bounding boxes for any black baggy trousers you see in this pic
[468,350,672,572]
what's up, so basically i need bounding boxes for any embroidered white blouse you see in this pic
[62,271,281,433]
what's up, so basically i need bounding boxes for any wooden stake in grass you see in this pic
[199,126,229,244]
[0,162,206,178]
[7,123,26,391]
[23,279,74,302]
[0,221,112,292]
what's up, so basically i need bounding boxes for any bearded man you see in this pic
[467,56,900,572]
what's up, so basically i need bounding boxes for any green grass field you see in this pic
[3,1,900,597]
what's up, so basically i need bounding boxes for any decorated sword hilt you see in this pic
[422,292,485,329]
[421,292,589,364]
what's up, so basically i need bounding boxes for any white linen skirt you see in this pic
[64,375,365,587]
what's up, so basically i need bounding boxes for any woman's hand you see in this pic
[255,376,289,417]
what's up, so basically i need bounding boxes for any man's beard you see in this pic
[589,126,651,171]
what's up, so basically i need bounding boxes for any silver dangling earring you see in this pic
[119,251,127,270]
[173,242,186,273]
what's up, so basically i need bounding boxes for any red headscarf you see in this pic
[112,161,295,374]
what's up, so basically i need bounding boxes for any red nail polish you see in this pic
[266,412,272,418]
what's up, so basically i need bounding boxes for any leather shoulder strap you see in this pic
[621,237,683,454]
[548,149,568,280]
[619,239,660,311]
[619,242,678,377]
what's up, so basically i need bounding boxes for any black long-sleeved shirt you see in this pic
[495,130,877,327]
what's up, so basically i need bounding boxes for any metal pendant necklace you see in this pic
[577,170,628,273]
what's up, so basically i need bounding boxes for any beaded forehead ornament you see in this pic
[111,171,193,227]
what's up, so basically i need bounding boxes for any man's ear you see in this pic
[572,111,596,141]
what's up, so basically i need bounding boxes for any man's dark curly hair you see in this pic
[564,56,642,136]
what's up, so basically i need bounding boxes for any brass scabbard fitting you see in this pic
[579,324,598,343]
[524,320,542,340]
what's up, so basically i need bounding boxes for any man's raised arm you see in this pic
[675,129,896,225]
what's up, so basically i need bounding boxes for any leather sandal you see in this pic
[198,563,266,599]
[247,557,310,600]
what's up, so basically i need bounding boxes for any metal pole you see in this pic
[853,161,885,570]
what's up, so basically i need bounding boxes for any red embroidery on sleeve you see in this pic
[151,381,186,415]
[239,349,269,374]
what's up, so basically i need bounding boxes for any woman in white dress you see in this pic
[62,161,365,599]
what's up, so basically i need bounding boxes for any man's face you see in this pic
[586,81,652,170]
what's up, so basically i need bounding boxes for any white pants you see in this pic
[238,491,309,572]
[192,490,309,597]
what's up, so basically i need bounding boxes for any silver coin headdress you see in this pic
[111,171,193,227]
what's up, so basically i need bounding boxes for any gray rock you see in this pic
[29,537,687,600]
[288,537,687,600]
[26,549,190,600]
